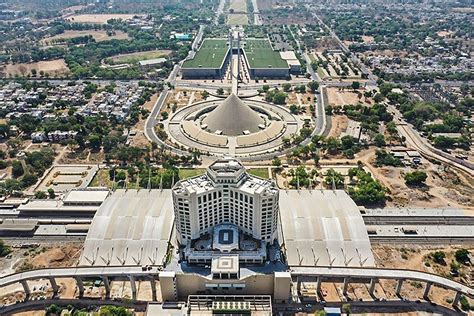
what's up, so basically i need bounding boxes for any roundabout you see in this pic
[166,93,308,157]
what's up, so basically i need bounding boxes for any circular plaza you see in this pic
[166,93,307,157]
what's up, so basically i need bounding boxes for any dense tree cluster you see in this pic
[347,167,386,206]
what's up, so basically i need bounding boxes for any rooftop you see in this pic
[79,189,174,266]
[63,188,110,205]
[279,190,374,267]
[243,39,289,69]
[182,39,229,69]
[202,94,264,136]
[211,255,239,274]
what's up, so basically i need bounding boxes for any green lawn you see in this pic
[248,168,270,179]
[179,168,206,179]
[317,67,326,78]
[243,39,288,69]
[182,39,229,69]
[109,50,169,64]
[229,0,247,12]
[89,169,112,187]
[227,14,249,25]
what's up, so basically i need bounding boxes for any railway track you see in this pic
[369,236,474,245]
[363,216,474,226]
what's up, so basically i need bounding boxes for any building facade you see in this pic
[172,157,279,244]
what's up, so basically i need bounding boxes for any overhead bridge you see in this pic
[0,265,472,309]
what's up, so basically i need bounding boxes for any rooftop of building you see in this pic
[182,39,229,69]
[243,38,289,69]
[211,255,239,274]
[173,157,277,196]
[279,190,375,268]
[63,188,110,204]
[79,189,174,266]
[202,94,264,136]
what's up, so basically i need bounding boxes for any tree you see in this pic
[324,168,344,189]
[289,104,299,114]
[348,168,386,205]
[373,133,386,147]
[282,83,292,92]
[373,93,384,103]
[12,160,24,178]
[48,188,56,199]
[21,173,38,188]
[351,81,360,91]
[0,124,9,138]
[201,90,209,99]
[46,304,63,316]
[35,191,47,199]
[342,303,351,314]
[404,171,427,186]
[431,251,446,264]
[459,295,471,312]
[0,239,11,257]
[88,134,102,150]
[99,306,132,316]
[216,88,224,95]
[307,80,319,93]
[455,249,470,264]
[272,91,287,104]
[272,157,282,170]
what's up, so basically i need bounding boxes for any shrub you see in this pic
[404,171,427,186]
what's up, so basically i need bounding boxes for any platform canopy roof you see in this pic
[202,94,264,136]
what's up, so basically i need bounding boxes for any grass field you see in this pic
[107,49,171,64]
[243,39,288,69]
[3,59,70,78]
[182,39,229,69]
[178,168,206,179]
[248,168,270,179]
[229,0,247,12]
[42,30,129,44]
[66,14,138,24]
[227,14,249,25]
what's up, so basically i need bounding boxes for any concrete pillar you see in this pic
[273,272,292,303]
[423,282,432,299]
[102,276,111,298]
[75,277,84,298]
[342,277,350,295]
[21,280,30,297]
[369,277,377,295]
[150,278,157,301]
[49,277,59,296]
[296,276,301,293]
[453,291,461,306]
[129,276,137,300]
[396,279,404,296]
[316,276,322,294]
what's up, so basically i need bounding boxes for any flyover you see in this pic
[0,265,472,307]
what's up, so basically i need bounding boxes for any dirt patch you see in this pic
[373,245,473,307]
[361,35,375,43]
[66,14,138,24]
[129,93,158,147]
[326,88,365,106]
[29,244,82,269]
[41,30,129,45]
[3,59,69,78]
[327,114,348,138]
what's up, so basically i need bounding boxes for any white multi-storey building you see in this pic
[172,157,279,244]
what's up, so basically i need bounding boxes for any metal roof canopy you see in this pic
[279,190,374,267]
[79,189,174,267]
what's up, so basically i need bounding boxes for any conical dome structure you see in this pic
[203,94,264,136]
